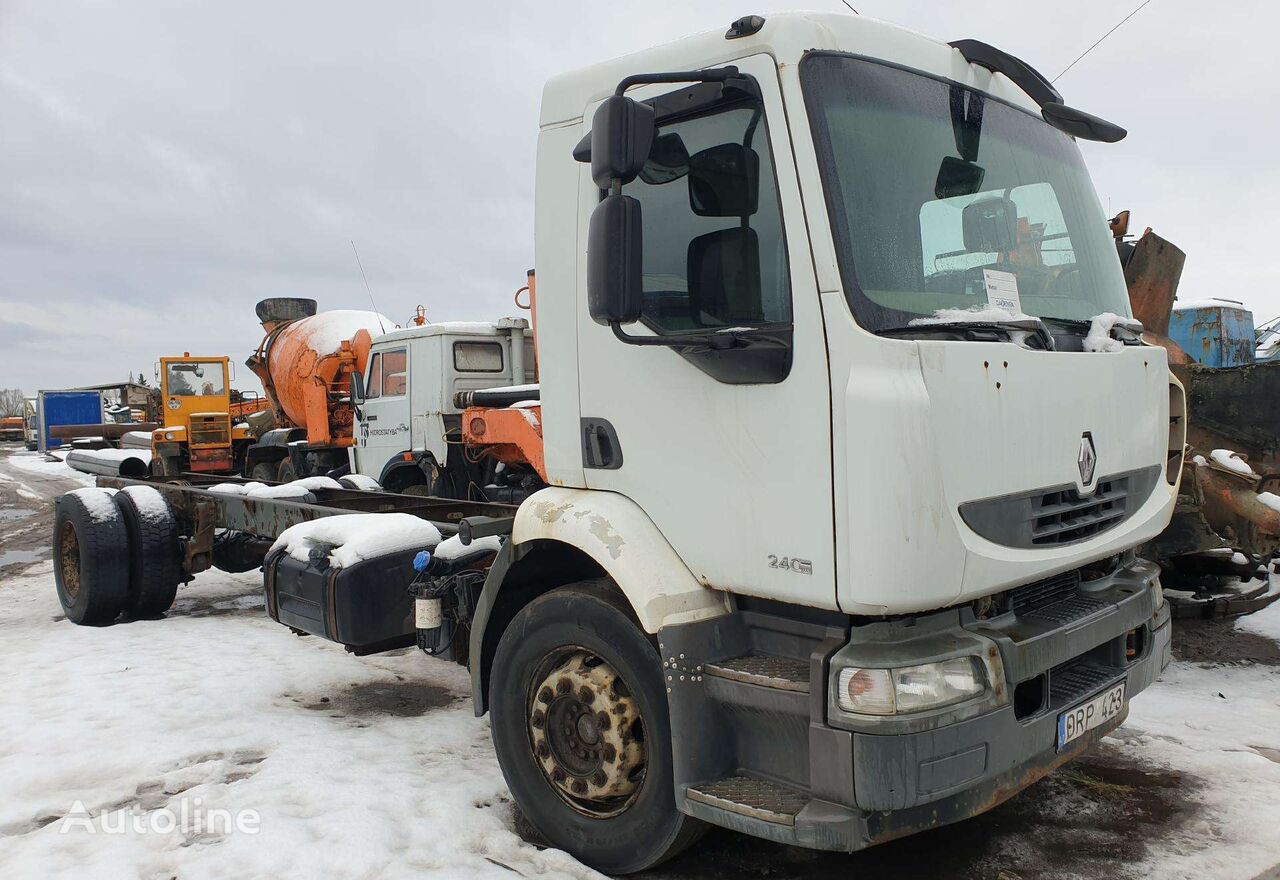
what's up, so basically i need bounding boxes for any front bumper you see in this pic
[663,557,1171,852]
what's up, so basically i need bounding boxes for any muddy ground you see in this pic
[0,443,86,575]
[3,443,1279,880]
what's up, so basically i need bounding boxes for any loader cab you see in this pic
[153,355,243,474]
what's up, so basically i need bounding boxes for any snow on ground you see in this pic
[0,561,598,880]
[1119,639,1280,879]
[4,449,95,491]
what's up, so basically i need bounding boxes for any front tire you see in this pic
[53,489,130,625]
[276,459,297,482]
[489,580,706,874]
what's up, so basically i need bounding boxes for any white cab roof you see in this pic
[372,318,529,346]
[539,11,1043,127]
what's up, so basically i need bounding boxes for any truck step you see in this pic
[702,655,810,692]
[686,775,810,825]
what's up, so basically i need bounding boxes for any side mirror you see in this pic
[962,196,1017,254]
[588,95,655,189]
[587,194,643,325]
[349,371,365,405]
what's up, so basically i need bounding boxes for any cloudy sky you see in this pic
[1,0,1276,394]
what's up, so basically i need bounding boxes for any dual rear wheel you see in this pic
[53,486,183,625]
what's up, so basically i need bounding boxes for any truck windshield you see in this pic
[166,362,226,396]
[801,54,1130,334]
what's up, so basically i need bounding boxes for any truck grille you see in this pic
[190,414,230,446]
[959,465,1161,549]
[1030,477,1128,545]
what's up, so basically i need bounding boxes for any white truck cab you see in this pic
[458,11,1182,871]
[349,319,535,491]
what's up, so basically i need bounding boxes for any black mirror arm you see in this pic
[612,66,744,97]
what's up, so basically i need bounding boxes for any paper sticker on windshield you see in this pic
[982,269,1022,314]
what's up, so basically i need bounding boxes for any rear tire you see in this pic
[277,459,297,482]
[212,530,264,573]
[114,486,183,617]
[53,489,130,625]
[250,462,278,482]
[489,580,706,874]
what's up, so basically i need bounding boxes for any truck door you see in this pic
[573,55,836,606]
[354,346,411,480]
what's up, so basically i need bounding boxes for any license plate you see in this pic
[1056,682,1125,749]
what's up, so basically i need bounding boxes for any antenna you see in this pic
[838,0,859,12]
[1053,0,1155,83]
[350,240,387,334]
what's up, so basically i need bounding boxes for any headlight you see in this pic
[165,432,175,441]
[1152,576,1165,611]
[836,656,988,716]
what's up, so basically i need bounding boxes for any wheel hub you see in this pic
[59,521,80,599]
[528,650,645,814]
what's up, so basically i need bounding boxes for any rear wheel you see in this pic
[250,462,278,482]
[489,580,706,874]
[277,459,298,482]
[53,489,130,625]
[114,486,183,617]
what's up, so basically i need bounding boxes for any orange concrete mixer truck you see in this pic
[243,298,388,482]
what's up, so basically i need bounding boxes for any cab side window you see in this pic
[381,349,407,397]
[621,93,790,334]
[365,353,383,400]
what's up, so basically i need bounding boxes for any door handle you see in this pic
[581,418,623,470]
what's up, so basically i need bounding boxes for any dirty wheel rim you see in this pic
[59,521,81,599]
[527,647,647,818]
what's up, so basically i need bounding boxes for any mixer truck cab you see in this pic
[348,318,535,493]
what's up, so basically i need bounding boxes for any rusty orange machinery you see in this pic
[246,299,381,448]
[460,271,547,482]
[462,404,547,483]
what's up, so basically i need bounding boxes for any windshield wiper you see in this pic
[610,322,790,351]
[878,319,1054,350]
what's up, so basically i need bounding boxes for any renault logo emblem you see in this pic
[1078,432,1097,485]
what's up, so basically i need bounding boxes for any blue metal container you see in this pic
[36,390,104,452]
[1168,301,1256,367]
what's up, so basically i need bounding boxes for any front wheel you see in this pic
[489,580,706,874]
